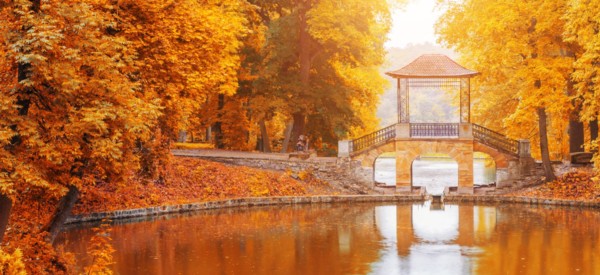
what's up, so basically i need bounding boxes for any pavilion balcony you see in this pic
[409,123,459,138]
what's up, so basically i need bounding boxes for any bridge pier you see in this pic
[395,150,413,194]
[457,155,475,194]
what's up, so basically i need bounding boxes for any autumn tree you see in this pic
[249,0,396,152]
[112,0,255,175]
[189,1,267,151]
[564,0,600,166]
[437,0,581,181]
[0,0,160,242]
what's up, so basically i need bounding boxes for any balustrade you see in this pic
[347,123,519,156]
[472,124,519,156]
[349,124,396,153]
[410,123,459,138]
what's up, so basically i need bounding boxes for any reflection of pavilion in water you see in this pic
[371,203,497,274]
[373,204,600,275]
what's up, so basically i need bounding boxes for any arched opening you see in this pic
[411,153,458,195]
[473,152,496,186]
[374,152,396,186]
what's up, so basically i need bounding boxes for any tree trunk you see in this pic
[0,194,11,244]
[0,0,39,244]
[590,119,598,144]
[259,119,271,153]
[291,3,311,151]
[299,10,311,87]
[44,185,79,243]
[537,107,556,182]
[290,112,306,151]
[280,121,294,153]
[178,130,187,143]
[568,119,584,153]
[206,127,212,142]
[214,94,225,149]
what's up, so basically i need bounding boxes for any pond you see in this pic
[374,156,496,194]
[57,202,600,274]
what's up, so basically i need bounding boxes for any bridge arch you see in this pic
[411,153,458,194]
[394,140,474,191]
[473,142,515,169]
[472,152,497,185]
[354,142,397,169]
[374,153,396,186]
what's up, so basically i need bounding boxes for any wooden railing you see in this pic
[472,124,519,156]
[410,123,459,137]
[349,124,396,153]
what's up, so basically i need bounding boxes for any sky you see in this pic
[385,0,444,48]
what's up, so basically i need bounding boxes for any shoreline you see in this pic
[66,194,425,224]
[66,193,600,225]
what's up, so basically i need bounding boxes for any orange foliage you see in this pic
[2,185,71,274]
[74,157,333,214]
[2,158,333,273]
[514,170,600,201]
[84,223,114,275]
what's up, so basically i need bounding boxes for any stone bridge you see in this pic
[177,55,539,195]
[338,123,536,194]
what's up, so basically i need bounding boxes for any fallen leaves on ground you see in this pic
[73,157,334,214]
[512,170,600,201]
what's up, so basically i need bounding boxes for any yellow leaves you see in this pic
[0,249,26,275]
[520,170,600,201]
[437,0,592,161]
[0,173,15,198]
[308,0,391,63]
[84,222,115,275]
[252,0,394,145]
[0,0,164,198]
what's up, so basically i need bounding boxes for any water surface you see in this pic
[374,157,496,194]
[57,203,600,275]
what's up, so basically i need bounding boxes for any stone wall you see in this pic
[189,155,376,188]
[66,195,426,224]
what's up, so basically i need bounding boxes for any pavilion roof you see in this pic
[386,54,479,78]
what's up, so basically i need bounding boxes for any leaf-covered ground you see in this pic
[73,157,335,214]
[509,170,600,201]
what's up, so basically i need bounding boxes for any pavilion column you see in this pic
[460,78,470,123]
[398,78,410,123]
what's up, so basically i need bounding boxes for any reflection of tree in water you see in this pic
[59,204,385,275]
[475,205,600,275]
[58,203,600,274]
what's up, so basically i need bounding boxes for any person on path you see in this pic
[296,135,307,152]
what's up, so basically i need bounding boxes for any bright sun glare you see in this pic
[386,0,443,48]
